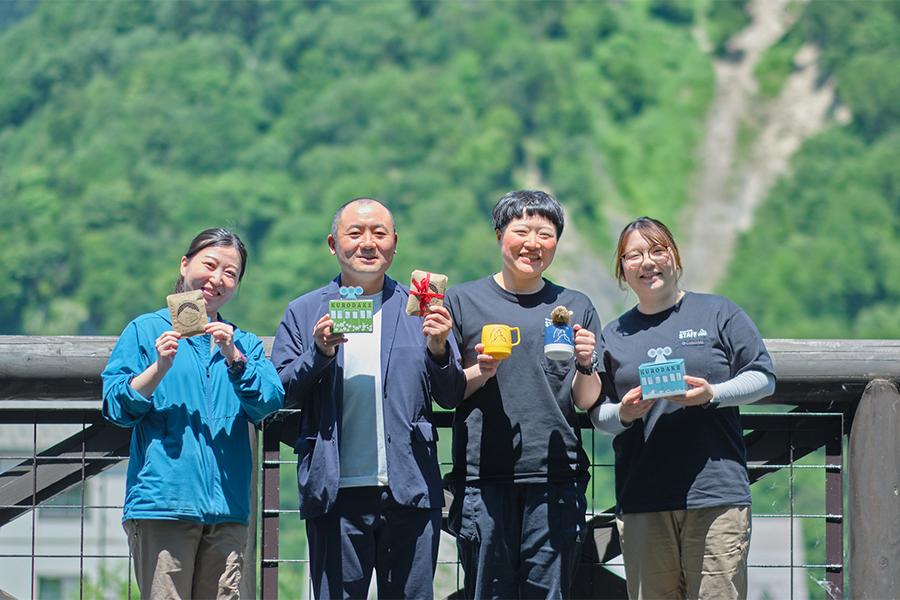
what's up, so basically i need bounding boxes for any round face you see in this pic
[179,245,243,316]
[329,201,397,285]
[620,230,678,298]
[497,213,558,283]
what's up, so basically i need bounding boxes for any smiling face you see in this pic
[620,230,679,300]
[179,244,243,317]
[497,212,558,286]
[328,200,397,292]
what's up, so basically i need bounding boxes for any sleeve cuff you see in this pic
[123,379,153,413]
[590,402,631,435]
[426,343,451,368]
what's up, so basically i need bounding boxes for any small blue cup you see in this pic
[544,324,575,361]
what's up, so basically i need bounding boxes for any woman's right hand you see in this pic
[313,313,347,357]
[155,330,181,372]
[463,343,507,399]
[619,385,655,425]
[474,343,502,378]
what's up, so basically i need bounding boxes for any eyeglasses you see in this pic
[621,245,670,267]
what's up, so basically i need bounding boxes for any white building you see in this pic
[0,423,130,600]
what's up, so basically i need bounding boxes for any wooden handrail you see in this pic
[2,336,900,403]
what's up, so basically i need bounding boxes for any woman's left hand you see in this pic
[670,375,714,406]
[205,321,239,364]
[572,325,596,372]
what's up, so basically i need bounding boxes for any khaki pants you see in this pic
[124,519,247,600]
[616,506,751,600]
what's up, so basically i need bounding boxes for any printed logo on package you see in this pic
[166,290,207,337]
[330,286,374,333]
[638,346,686,399]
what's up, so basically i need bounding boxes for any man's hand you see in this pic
[313,313,347,357]
[423,305,452,358]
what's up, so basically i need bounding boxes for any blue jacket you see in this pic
[102,308,284,525]
[271,276,466,519]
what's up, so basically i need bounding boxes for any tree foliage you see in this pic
[0,0,712,335]
[723,2,900,339]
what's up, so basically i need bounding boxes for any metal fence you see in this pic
[258,408,846,600]
[2,337,898,599]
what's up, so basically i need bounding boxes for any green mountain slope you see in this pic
[0,0,712,335]
[722,1,900,338]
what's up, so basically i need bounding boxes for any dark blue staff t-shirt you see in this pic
[445,276,603,484]
[600,292,774,513]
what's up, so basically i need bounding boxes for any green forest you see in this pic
[3,0,894,342]
[1,0,898,597]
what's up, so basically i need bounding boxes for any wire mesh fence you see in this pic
[0,407,845,599]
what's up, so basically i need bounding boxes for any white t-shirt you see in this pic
[338,292,388,488]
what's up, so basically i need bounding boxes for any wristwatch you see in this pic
[575,351,599,376]
[702,396,720,409]
[227,352,247,377]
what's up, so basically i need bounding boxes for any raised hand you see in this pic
[423,305,452,358]
[155,330,181,372]
[313,313,347,357]
[669,375,715,407]
[474,342,503,378]
[572,324,595,371]
[204,321,240,364]
[619,385,656,425]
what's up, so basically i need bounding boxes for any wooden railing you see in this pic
[1,337,898,599]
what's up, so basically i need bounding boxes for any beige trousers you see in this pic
[124,519,247,600]
[616,506,751,600]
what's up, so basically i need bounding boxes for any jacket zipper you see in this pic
[204,335,216,518]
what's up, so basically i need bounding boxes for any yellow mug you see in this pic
[481,324,521,359]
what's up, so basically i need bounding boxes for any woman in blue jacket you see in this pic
[102,228,284,599]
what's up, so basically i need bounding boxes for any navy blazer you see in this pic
[271,275,466,519]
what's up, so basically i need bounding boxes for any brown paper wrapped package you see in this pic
[166,290,207,336]
[406,270,448,316]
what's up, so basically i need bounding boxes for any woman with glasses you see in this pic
[590,217,775,600]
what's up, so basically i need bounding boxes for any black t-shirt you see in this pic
[445,276,603,483]
[601,292,774,512]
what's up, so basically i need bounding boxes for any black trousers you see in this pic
[306,486,441,600]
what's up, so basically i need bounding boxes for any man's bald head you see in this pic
[331,198,396,237]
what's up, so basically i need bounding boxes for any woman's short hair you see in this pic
[174,228,248,293]
[491,190,565,238]
[614,217,682,287]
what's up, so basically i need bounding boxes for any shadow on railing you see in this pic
[1,337,898,600]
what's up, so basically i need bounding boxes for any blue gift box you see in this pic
[638,358,686,399]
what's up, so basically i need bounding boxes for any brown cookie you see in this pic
[166,290,207,336]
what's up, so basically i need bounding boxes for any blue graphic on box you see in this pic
[543,323,575,361]
[638,346,686,399]
[330,287,373,333]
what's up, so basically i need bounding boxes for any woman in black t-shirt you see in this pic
[591,217,775,600]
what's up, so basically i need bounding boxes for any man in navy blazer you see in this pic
[271,197,465,599]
